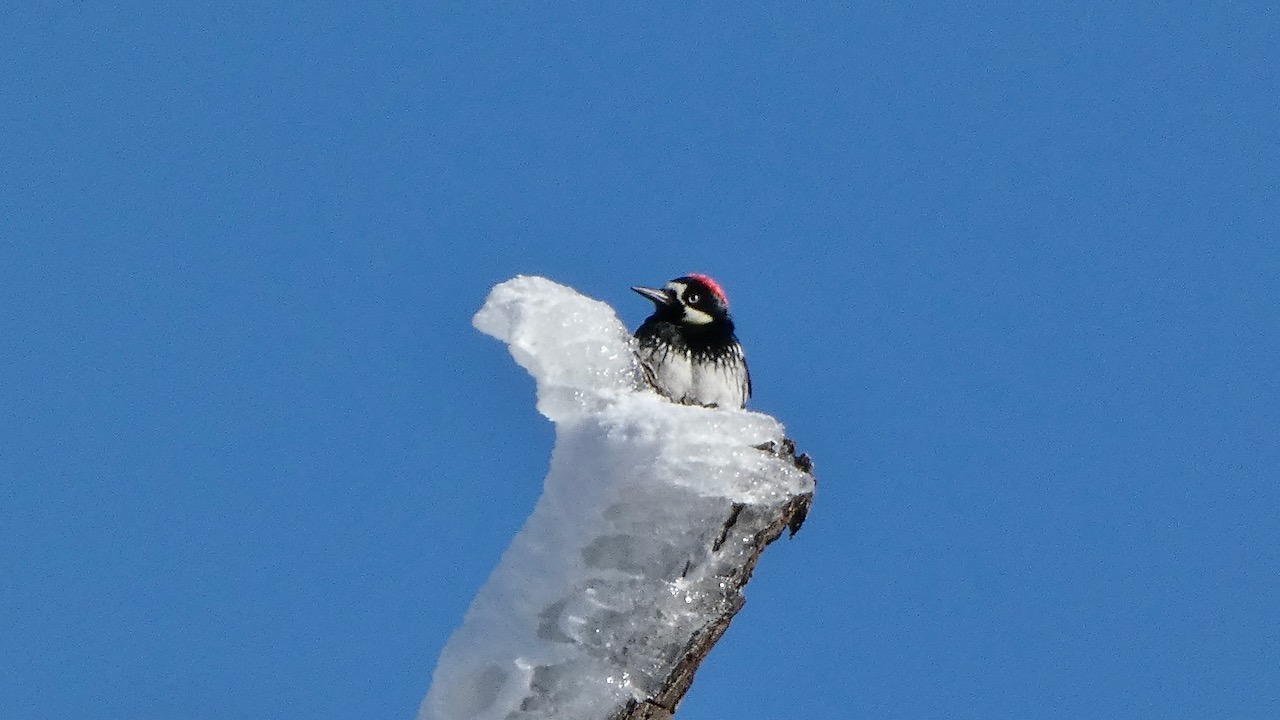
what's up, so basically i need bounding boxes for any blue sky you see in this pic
[3,2,1277,718]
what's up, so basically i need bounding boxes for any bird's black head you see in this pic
[632,274,734,329]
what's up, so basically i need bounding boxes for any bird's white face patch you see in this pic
[682,306,714,325]
[664,281,714,325]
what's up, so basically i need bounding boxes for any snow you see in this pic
[420,276,813,720]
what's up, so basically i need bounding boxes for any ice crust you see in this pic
[420,276,812,720]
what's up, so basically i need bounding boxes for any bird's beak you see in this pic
[631,285,676,306]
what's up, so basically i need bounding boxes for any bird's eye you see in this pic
[686,292,701,305]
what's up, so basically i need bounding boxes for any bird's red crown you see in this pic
[686,273,728,306]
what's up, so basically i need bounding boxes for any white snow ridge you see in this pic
[420,276,813,720]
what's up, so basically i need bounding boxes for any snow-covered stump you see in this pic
[420,276,815,720]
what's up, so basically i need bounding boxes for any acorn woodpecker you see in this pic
[631,274,752,409]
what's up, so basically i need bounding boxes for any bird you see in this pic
[631,274,752,409]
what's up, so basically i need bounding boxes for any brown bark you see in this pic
[608,440,815,720]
